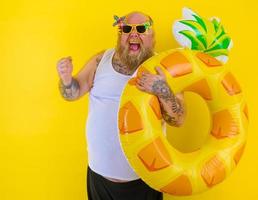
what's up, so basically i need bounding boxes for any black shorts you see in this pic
[87,166,163,200]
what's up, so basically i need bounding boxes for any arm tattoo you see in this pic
[160,97,184,126]
[59,77,80,101]
[160,103,178,126]
[152,80,172,99]
[152,80,184,126]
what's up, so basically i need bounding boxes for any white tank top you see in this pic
[86,48,139,180]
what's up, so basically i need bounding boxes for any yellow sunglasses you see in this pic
[120,22,153,34]
[113,15,153,34]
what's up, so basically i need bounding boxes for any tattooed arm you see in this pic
[58,50,105,101]
[153,80,185,127]
[57,56,80,101]
[135,66,185,127]
[59,78,80,101]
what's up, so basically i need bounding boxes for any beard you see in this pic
[116,39,154,70]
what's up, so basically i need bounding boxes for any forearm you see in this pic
[153,80,184,126]
[158,94,184,126]
[58,77,80,101]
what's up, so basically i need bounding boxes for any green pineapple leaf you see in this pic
[179,30,206,50]
[173,7,233,63]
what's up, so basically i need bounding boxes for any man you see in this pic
[56,11,185,200]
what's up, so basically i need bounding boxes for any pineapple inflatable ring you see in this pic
[118,8,249,196]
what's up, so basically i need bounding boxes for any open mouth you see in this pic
[129,42,141,51]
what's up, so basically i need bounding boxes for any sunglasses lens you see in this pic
[136,25,146,33]
[122,25,132,33]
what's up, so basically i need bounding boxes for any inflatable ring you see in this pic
[118,48,248,196]
[118,8,249,196]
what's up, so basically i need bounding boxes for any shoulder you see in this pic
[81,49,106,73]
[89,49,106,66]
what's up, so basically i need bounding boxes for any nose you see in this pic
[130,26,139,36]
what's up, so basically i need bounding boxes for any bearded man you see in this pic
[56,11,185,200]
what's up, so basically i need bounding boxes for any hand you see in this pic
[136,66,171,98]
[56,56,73,85]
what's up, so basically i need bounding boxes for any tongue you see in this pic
[130,44,139,51]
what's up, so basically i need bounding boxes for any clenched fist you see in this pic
[56,56,73,86]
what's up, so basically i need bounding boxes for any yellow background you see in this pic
[1,0,257,199]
